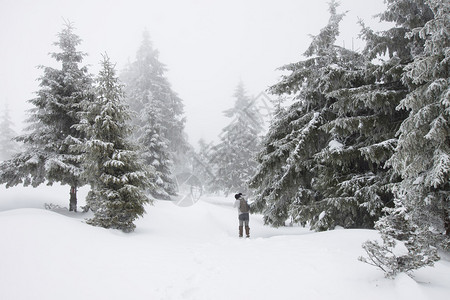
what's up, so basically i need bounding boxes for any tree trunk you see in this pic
[69,185,77,212]
[445,211,450,237]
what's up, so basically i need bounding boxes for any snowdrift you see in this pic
[0,185,449,300]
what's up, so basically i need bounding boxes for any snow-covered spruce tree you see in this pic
[75,54,152,232]
[389,0,449,245]
[360,0,446,277]
[0,104,19,161]
[360,198,440,278]
[192,139,216,194]
[0,22,93,211]
[209,82,264,196]
[250,1,361,227]
[137,92,176,199]
[120,31,186,199]
[301,55,396,231]
[249,102,316,226]
[309,0,428,230]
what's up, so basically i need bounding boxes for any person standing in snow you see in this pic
[233,193,250,238]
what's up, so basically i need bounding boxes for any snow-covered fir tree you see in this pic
[209,82,264,195]
[360,197,440,278]
[0,104,19,161]
[120,30,187,199]
[192,139,215,194]
[308,0,427,230]
[250,1,356,227]
[137,93,176,199]
[361,0,448,277]
[249,104,297,225]
[121,31,187,155]
[389,0,449,244]
[0,22,93,211]
[75,54,152,232]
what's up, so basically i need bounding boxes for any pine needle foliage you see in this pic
[0,22,93,210]
[75,54,152,232]
[360,0,448,277]
[121,31,186,199]
[208,82,264,195]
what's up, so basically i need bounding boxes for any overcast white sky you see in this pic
[0,0,390,146]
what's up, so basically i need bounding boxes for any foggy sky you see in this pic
[0,0,389,146]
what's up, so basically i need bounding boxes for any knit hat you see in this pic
[234,193,244,199]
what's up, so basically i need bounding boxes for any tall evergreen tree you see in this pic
[75,54,151,232]
[250,0,438,231]
[0,104,19,161]
[388,0,449,241]
[209,82,264,195]
[361,0,448,277]
[121,31,186,199]
[0,22,93,211]
[137,94,176,199]
[307,0,426,230]
[192,139,215,193]
[250,1,351,227]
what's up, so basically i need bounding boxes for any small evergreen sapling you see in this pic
[360,199,439,278]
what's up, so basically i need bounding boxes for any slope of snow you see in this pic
[0,185,449,300]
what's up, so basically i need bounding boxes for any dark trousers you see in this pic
[239,213,249,227]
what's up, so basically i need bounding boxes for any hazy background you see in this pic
[0,0,389,146]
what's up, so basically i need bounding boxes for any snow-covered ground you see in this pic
[1,184,449,300]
